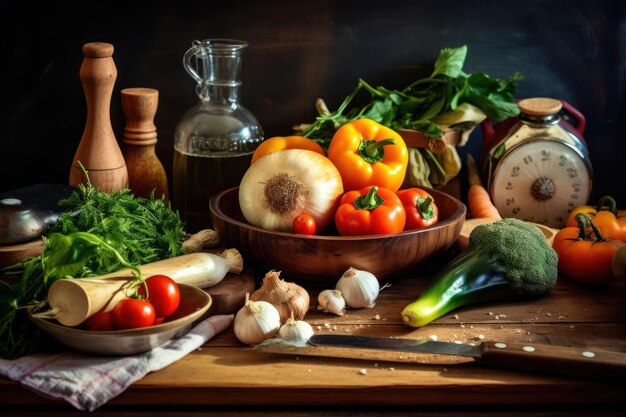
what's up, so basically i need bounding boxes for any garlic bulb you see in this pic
[317,289,346,316]
[238,149,344,232]
[336,267,380,308]
[278,312,314,345]
[250,270,310,322]
[234,293,281,345]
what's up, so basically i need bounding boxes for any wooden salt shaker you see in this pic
[121,88,169,200]
[69,42,128,191]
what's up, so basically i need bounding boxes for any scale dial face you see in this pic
[490,140,591,228]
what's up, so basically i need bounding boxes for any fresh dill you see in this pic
[0,176,185,358]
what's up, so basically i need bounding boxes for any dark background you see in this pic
[2,0,624,205]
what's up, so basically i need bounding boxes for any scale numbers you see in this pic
[491,141,590,229]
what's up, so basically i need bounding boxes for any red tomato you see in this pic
[112,299,156,330]
[85,310,114,331]
[292,213,317,235]
[552,213,622,285]
[137,275,181,318]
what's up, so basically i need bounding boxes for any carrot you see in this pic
[466,154,501,220]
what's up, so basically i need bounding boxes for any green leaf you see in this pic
[42,233,98,283]
[388,92,405,106]
[362,98,397,126]
[432,45,467,78]
[449,76,469,109]
[462,72,522,121]
[414,97,446,124]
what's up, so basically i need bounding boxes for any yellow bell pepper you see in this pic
[251,136,325,164]
[327,118,408,192]
[565,196,626,242]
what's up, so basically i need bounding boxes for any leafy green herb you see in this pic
[0,174,185,358]
[304,45,521,143]
[300,45,522,185]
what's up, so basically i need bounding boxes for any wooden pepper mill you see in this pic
[121,88,169,200]
[69,42,128,191]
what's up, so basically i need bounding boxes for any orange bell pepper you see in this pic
[565,196,626,242]
[553,213,623,285]
[251,136,325,164]
[327,118,408,192]
[335,186,406,236]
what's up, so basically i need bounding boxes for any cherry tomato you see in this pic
[112,299,155,330]
[292,213,317,235]
[85,310,114,331]
[137,275,181,318]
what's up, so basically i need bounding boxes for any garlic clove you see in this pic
[250,270,310,322]
[234,293,281,345]
[336,267,380,309]
[317,289,346,316]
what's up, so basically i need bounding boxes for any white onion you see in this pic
[239,149,344,232]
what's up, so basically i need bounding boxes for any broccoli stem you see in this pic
[401,247,513,327]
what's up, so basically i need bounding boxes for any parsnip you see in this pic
[35,278,129,327]
[97,249,243,288]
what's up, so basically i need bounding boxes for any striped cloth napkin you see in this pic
[0,314,233,411]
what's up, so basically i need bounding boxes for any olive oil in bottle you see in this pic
[173,39,263,232]
[173,150,254,231]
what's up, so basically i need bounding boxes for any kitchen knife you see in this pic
[259,334,626,380]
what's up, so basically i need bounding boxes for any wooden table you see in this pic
[1,251,625,416]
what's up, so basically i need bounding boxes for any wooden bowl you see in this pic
[28,284,212,355]
[210,187,466,282]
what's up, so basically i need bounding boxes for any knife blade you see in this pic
[259,334,626,380]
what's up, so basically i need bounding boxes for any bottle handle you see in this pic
[183,40,205,85]
[560,100,586,136]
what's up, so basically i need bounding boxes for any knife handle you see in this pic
[480,341,626,380]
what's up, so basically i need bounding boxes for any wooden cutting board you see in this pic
[206,268,256,315]
[456,218,559,250]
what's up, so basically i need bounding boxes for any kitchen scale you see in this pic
[481,98,593,229]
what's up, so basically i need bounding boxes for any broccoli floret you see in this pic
[468,218,558,296]
[402,218,559,328]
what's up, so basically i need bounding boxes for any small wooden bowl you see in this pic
[210,187,466,282]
